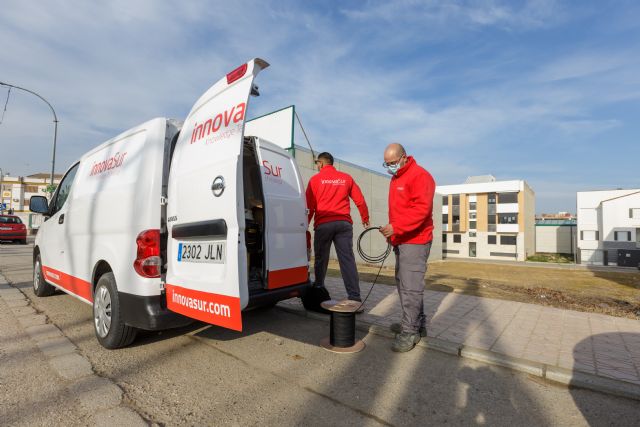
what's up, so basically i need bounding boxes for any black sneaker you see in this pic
[390,323,426,337]
[392,332,421,352]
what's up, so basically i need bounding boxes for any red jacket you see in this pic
[306,165,369,228]
[388,156,435,246]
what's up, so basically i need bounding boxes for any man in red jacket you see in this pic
[306,152,370,302]
[380,143,435,352]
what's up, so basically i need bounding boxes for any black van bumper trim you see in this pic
[247,281,312,309]
[119,292,192,330]
[172,219,227,239]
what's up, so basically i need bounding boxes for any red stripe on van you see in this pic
[42,266,93,302]
[165,284,242,331]
[267,266,308,290]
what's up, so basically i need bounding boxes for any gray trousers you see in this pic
[313,221,361,301]
[394,242,432,334]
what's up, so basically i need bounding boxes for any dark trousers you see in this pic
[313,221,361,301]
[394,242,432,334]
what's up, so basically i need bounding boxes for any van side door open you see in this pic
[165,59,269,331]
[255,139,308,289]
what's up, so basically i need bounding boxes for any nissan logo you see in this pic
[211,176,225,197]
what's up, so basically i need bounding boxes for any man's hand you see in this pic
[379,224,394,238]
[362,221,370,228]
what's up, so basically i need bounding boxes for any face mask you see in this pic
[386,163,400,175]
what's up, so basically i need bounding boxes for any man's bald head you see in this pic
[384,143,406,160]
[384,143,407,167]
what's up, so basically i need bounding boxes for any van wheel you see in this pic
[33,255,55,297]
[93,272,137,349]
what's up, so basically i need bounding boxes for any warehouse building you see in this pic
[437,175,535,261]
[577,189,640,267]
[246,106,442,265]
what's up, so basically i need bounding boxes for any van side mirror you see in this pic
[30,196,49,214]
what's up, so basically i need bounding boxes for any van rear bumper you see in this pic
[119,292,192,331]
[247,281,312,309]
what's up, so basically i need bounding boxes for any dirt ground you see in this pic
[324,260,640,320]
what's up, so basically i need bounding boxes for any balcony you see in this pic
[497,224,519,233]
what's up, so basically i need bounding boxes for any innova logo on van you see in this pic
[89,152,128,177]
[190,102,246,144]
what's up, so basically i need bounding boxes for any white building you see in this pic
[437,176,536,262]
[577,189,640,267]
[0,173,63,229]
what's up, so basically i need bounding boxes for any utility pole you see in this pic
[0,81,58,186]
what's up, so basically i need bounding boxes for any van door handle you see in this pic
[58,214,65,224]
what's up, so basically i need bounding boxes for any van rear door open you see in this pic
[165,58,269,331]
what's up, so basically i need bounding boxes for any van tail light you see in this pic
[306,230,311,261]
[134,229,161,278]
[226,63,248,84]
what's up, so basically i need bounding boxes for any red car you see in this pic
[0,215,27,244]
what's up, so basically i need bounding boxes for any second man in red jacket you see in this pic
[306,152,370,302]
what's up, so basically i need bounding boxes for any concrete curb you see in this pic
[277,302,640,401]
[0,272,148,425]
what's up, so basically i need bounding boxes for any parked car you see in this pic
[0,214,27,244]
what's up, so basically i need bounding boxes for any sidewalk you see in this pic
[278,276,640,400]
[0,274,147,426]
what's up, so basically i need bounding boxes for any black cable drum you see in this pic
[330,312,356,347]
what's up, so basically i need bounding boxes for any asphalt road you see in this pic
[1,241,640,426]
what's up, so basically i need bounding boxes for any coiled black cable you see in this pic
[330,312,356,347]
[355,227,393,310]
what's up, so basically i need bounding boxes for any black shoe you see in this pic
[392,332,421,352]
[390,323,426,337]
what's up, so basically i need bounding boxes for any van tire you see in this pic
[33,255,55,297]
[93,272,137,349]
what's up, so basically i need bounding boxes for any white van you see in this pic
[30,58,311,348]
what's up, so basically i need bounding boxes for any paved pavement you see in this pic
[280,275,640,399]
[2,241,640,425]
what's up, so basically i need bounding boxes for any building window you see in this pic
[453,234,461,243]
[630,208,640,219]
[498,192,518,204]
[614,231,632,242]
[469,202,476,211]
[488,235,497,244]
[442,234,447,243]
[469,231,476,237]
[469,212,477,220]
[443,196,449,206]
[580,230,599,241]
[488,215,496,225]
[442,214,449,225]
[498,213,518,224]
[488,193,497,204]
[452,215,460,225]
[452,194,460,205]
[469,221,477,230]
[500,235,517,245]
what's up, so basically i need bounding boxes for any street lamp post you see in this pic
[0,81,58,187]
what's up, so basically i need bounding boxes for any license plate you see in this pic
[177,241,226,264]
[0,227,11,230]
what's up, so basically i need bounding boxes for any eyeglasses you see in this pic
[382,154,405,168]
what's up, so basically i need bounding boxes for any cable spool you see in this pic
[319,299,365,353]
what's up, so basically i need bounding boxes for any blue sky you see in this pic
[0,0,638,213]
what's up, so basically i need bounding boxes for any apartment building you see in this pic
[0,173,63,229]
[577,189,640,267]
[438,176,535,262]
